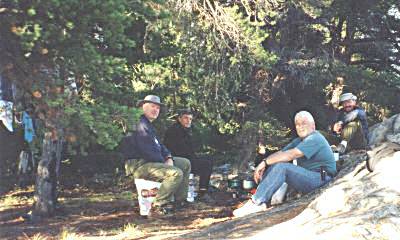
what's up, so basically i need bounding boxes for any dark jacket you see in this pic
[129,115,171,163]
[120,134,137,160]
[164,122,195,160]
[336,107,369,143]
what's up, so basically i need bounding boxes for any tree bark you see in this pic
[232,126,258,174]
[33,131,63,218]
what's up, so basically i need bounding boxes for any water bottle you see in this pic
[333,151,339,161]
[187,173,195,202]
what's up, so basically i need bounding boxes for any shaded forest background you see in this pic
[0,0,399,210]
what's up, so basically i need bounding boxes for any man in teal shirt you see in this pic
[282,130,336,177]
[234,111,336,217]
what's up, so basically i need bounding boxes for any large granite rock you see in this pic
[369,113,400,146]
[178,114,400,239]
[178,143,399,240]
[247,142,400,239]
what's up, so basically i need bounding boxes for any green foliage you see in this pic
[1,0,166,154]
[244,0,400,128]
[1,0,399,166]
[133,2,278,136]
[258,114,291,146]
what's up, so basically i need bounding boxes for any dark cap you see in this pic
[177,108,193,117]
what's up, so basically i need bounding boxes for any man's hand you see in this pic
[257,145,266,155]
[254,160,267,184]
[165,157,174,166]
[333,122,342,134]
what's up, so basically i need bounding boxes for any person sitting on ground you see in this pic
[233,111,336,217]
[164,109,214,201]
[332,92,369,153]
[124,95,191,217]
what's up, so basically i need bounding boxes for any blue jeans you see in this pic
[252,163,331,205]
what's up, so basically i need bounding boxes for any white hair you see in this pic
[294,111,315,123]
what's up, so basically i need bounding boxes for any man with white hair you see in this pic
[233,111,336,217]
[332,92,368,153]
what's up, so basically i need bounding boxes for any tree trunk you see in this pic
[232,126,258,174]
[33,131,63,218]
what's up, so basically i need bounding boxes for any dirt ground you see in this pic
[0,155,315,240]
[0,150,368,239]
[0,178,245,240]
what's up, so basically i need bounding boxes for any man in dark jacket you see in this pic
[164,109,213,199]
[124,95,191,216]
[332,92,369,153]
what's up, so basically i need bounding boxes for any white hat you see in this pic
[339,93,357,103]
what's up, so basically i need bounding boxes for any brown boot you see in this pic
[148,203,174,218]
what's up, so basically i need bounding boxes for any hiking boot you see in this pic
[198,192,215,203]
[232,200,266,218]
[207,186,220,193]
[148,203,174,218]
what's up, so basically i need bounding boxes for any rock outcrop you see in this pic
[369,113,400,146]
[246,144,399,240]
[179,114,400,240]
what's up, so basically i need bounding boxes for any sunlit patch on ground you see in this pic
[0,183,238,239]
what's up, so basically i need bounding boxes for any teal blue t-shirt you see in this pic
[282,131,336,176]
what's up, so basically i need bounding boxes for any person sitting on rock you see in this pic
[124,95,191,217]
[233,111,336,217]
[332,93,369,153]
[164,109,214,202]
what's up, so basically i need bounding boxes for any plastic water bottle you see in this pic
[187,173,195,202]
[333,151,339,161]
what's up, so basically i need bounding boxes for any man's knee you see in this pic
[183,157,191,169]
[342,121,362,134]
[176,157,191,173]
[266,162,292,176]
[169,167,184,180]
[342,121,366,148]
[270,162,291,170]
[346,121,360,127]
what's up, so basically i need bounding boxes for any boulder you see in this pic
[387,133,400,145]
[178,114,400,239]
[179,144,400,239]
[248,142,400,240]
[366,142,400,172]
[369,113,400,146]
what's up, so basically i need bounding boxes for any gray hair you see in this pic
[294,111,315,123]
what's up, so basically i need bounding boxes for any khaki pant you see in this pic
[341,121,367,150]
[125,157,191,206]
[323,120,367,151]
